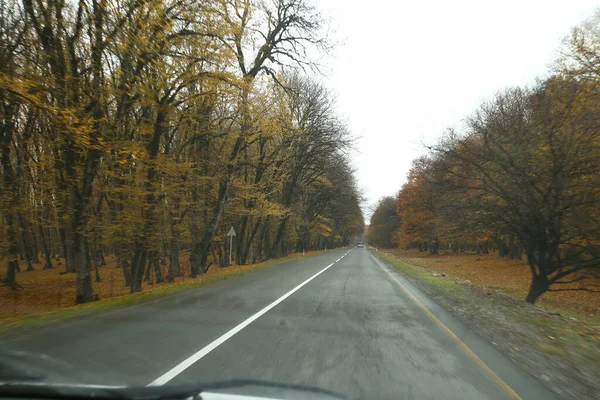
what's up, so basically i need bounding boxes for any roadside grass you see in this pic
[383,248,600,317]
[372,248,600,360]
[510,309,600,361]
[375,250,478,304]
[0,249,331,333]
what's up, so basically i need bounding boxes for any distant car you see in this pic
[357,242,364,248]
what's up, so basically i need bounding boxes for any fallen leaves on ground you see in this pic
[0,251,313,320]
[390,249,600,317]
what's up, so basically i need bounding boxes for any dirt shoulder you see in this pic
[374,248,600,400]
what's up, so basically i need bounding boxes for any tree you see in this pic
[396,158,444,253]
[430,80,600,303]
[0,0,362,304]
[189,0,328,275]
[368,196,400,248]
[0,0,27,287]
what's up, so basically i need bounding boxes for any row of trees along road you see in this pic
[0,0,364,303]
[392,16,600,304]
[366,196,401,248]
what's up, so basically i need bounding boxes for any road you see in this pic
[2,248,556,399]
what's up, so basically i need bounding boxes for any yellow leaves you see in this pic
[227,180,289,218]
[0,71,101,152]
[311,215,332,237]
[0,72,52,112]
[0,0,363,293]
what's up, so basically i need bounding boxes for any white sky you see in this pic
[316,0,599,219]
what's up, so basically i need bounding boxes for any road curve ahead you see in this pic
[4,248,555,399]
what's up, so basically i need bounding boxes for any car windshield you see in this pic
[1,1,599,399]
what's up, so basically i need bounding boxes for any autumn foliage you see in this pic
[0,0,364,304]
[367,196,401,248]
[394,18,600,304]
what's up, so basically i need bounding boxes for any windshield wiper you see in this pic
[0,379,352,400]
[0,382,130,400]
[193,379,352,400]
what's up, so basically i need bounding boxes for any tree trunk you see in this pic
[240,218,262,265]
[70,179,98,303]
[88,241,101,283]
[508,238,522,259]
[120,258,132,287]
[1,82,20,287]
[525,275,549,304]
[60,227,76,273]
[74,232,94,303]
[28,226,40,264]
[167,240,180,282]
[3,260,18,289]
[144,256,152,282]
[190,178,231,276]
[130,106,166,284]
[41,226,54,269]
[271,217,288,258]
[190,249,210,277]
[190,82,257,275]
[130,247,147,293]
[215,242,226,268]
[153,255,164,283]
[146,251,163,283]
[497,238,508,257]
[256,216,270,262]
[236,216,249,265]
[2,216,20,288]
[20,238,35,272]
[430,241,439,255]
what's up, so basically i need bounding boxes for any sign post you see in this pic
[227,226,237,266]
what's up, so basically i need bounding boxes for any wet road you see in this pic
[3,248,555,399]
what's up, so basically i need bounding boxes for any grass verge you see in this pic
[0,250,329,333]
[375,250,478,303]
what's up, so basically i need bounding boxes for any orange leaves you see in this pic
[391,248,600,316]
[396,162,440,248]
[367,197,400,248]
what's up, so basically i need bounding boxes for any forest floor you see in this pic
[0,250,325,329]
[375,248,600,399]
[385,248,600,316]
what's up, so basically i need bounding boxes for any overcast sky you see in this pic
[316,0,598,219]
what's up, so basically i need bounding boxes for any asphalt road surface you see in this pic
[2,247,557,399]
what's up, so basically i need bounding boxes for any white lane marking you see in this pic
[336,258,341,262]
[148,262,337,386]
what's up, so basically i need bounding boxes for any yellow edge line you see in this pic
[372,253,522,400]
